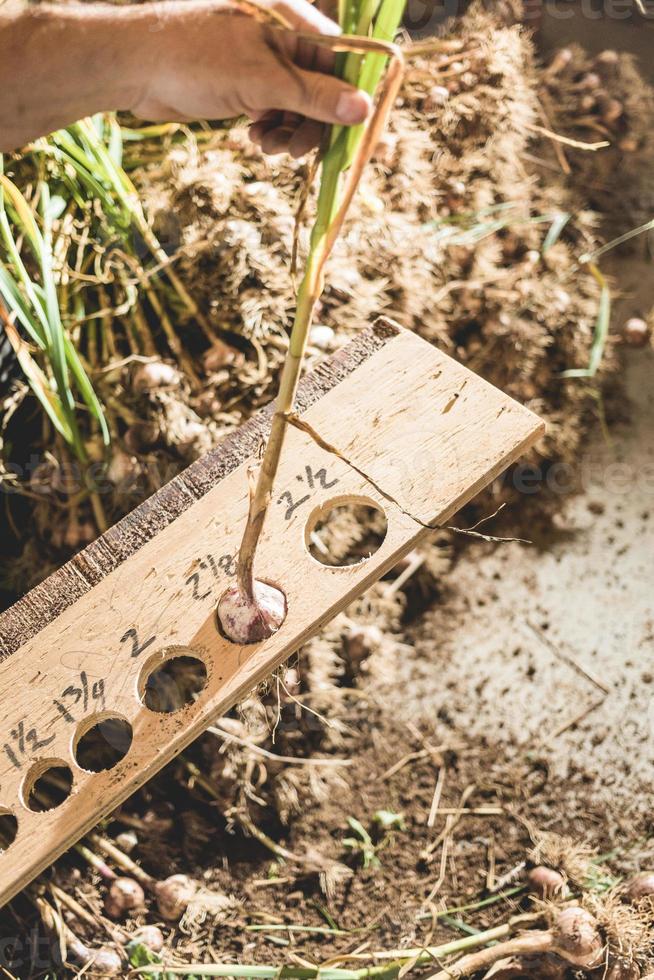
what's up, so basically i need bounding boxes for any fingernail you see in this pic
[319,19,342,36]
[336,91,371,125]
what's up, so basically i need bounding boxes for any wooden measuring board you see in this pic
[0,319,544,907]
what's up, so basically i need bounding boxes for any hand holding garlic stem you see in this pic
[0,0,371,154]
[218,0,406,644]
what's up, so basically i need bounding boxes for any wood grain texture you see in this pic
[0,319,397,661]
[0,319,544,907]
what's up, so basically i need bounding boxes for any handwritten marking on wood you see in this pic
[0,320,544,906]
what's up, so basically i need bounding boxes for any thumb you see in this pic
[281,68,372,126]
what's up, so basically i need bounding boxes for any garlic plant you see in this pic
[220,0,407,642]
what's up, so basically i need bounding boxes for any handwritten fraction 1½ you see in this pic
[3,671,107,771]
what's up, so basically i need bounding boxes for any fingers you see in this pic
[279,66,372,126]
[251,109,305,155]
[261,127,295,154]
[249,108,324,157]
[296,33,334,77]
[249,110,290,154]
[250,110,291,150]
[288,117,323,157]
[281,109,302,132]
[312,40,335,75]
[248,0,370,157]
[250,69,371,155]
[296,25,334,73]
[249,113,280,146]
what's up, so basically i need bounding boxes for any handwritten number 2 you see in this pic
[120,628,156,659]
[186,571,211,601]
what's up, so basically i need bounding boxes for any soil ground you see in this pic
[4,263,650,976]
[139,255,654,971]
[390,308,654,839]
[228,263,654,959]
[0,6,653,977]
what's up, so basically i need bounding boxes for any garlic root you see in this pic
[426,907,603,979]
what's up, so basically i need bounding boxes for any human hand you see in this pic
[132,0,371,157]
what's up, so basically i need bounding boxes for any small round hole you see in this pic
[306,497,388,567]
[74,715,133,773]
[0,811,18,852]
[141,652,208,713]
[22,761,73,812]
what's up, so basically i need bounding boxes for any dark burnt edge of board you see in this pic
[0,319,400,660]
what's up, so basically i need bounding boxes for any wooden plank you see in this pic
[0,318,544,907]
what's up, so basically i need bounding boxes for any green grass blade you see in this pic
[107,115,124,168]
[542,211,571,254]
[40,178,108,446]
[337,0,361,83]
[1,320,74,443]
[341,0,380,85]
[0,158,107,457]
[64,335,110,445]
[0,209,52,344]
[91,114,105,139]
[341,0,407,168]
[0,263,47,349]
[72,118,140,217]
[359,0,406,91]
[579,216,654,265]
[44,134,125,219]
[39,181,71,399]
[562,264,611,379]
[0,173,42,254]
[52,127,105,176]
[120,122,183,141]
[0,162,80,446]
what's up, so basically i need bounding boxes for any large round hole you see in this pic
[306,498,388,567]
[141,653,208,713]
[74,715,133,773]
[0,811,18,852]
[22,761,73,812]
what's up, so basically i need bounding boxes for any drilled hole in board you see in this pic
[140,651,208,714]
[0,811,17,852]
[22,761,73,813]
[216,579,288,646]
[306,497,388,567]
[74,715,133,773]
